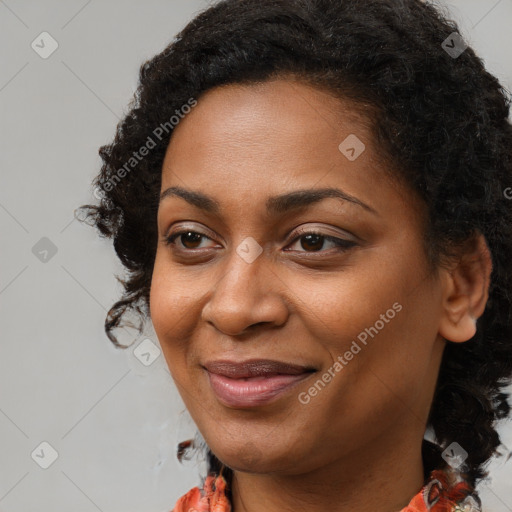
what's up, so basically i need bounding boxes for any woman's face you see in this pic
[150,79,447,474]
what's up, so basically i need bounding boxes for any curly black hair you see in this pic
[77,0,512,491]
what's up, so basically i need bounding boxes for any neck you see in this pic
[230,429,426,512]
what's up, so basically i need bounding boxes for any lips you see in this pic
[203,359,316,407]
[203,358,315,378]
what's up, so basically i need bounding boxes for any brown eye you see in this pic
[299,234,324,252]
[164,230,215,250]
[179,231,203,249]
[286,232,357,253]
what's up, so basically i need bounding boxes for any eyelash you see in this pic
[163,229,356,254]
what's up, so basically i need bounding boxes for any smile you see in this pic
[205,370,315,407]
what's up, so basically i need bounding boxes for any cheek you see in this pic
[297,267,406,360]
[310,242,433,364]
[149,259,199,370]
[298,252,439,411]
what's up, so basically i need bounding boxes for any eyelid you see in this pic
[165,222,219,242]
[164,223,358,256]
[285,231,357,254]
[290,223,357,243]
[165,223,354,243]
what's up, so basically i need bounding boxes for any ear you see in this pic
[438,232,493,343]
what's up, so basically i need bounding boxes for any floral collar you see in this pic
[171,466,481,512]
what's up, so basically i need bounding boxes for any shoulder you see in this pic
[401,466,481,512]
[170,474,231,512]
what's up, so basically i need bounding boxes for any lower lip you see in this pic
[206,371,313,407]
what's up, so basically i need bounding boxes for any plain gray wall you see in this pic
[1,1,511,511]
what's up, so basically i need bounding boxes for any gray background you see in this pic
[0,1,511,511]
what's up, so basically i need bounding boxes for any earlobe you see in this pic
[440,312,477,343]
[438,232,492,343]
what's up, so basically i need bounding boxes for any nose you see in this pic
[200,247,289,337]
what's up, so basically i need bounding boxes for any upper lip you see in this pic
[203,359,316,379]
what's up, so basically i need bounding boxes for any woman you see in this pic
[78,0,512,511]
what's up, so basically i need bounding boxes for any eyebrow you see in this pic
[159,185,378,216]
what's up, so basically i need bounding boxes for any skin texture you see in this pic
[149,79,492,512]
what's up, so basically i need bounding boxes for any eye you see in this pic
[164,230,217,250]
[163,228,357,254]
[285,231,357,253]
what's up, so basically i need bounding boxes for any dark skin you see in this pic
[149,79,492,512]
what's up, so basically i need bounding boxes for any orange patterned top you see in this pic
[171,466,481,512]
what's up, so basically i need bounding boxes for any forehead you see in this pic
[160,79,412,218]
[164,78,376,168]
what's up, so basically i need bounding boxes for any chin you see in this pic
[211,441,299,474]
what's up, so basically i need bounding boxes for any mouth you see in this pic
[202,359,317,408]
